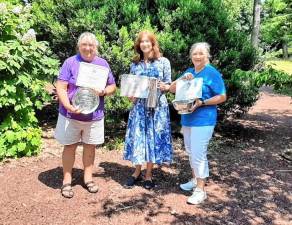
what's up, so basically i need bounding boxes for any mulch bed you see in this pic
[0,89,291,225]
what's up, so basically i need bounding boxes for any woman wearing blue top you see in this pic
[170,42,226,204]
[123,30,173,189]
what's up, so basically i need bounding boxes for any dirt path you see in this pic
[0,88,291,225]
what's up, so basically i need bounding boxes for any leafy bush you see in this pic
[105,88,132,126]
[0,1,59,160]
[223,69,260,118]
[31,0,261,119]
[259,67,292,96]
[221,66,292,118]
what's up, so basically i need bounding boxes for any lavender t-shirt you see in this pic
[58,54,115,121]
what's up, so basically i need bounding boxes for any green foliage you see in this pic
[222,0,253,29]
[261,0,292,55]
[265,60,292,75]
[0,1,59,160]
[222,70,260,117]
[105,88,132,114]
[103,136,124,151]
[223,66,292,117]
[31,0,265,120]
[259,67,292,94]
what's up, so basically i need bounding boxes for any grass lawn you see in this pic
[265,60,292,75]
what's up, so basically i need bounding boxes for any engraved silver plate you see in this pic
[172,99,195,114]
[72,87,99,114]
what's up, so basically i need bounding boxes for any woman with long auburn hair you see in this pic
[132,31,161,63]
[123,30,173,189]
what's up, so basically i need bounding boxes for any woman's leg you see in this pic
[62,143,78,185]
[132,164,142,177]
[143,162,155,189]
[180,127,197,191]
[187,126,214,204]
[196,178,205,190]
[83,144,96,183]
[145,162,154,180]
[189,126,214,184]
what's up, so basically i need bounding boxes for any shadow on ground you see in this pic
[35,110,292,224]
[89,113,292,224]
[38,167,84,189]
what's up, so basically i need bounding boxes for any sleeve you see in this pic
[162,57,172,83]
[130,63,136,74]
[105,62,116,86]
[58,59,71,82]
[210,69,226,95]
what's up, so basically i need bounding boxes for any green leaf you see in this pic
[6,146,17,157]
[5,131,15,143]
[17,142,26,152]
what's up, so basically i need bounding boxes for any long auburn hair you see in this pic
[133,30,161,63]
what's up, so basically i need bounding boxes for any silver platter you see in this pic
[72,87,99,114]
[172,99,195,114]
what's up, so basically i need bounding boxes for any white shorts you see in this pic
[54,114,104,145]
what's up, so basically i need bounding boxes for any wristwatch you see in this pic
[201,99,205,105]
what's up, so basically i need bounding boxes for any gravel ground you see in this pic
[0,88,291,225]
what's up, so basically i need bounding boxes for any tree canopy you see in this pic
[261,0,292,58]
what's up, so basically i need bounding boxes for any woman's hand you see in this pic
[65,104,81,114]
[94,88,107,96]
[158,81,170,92]
[190,99,203,112]
[182,72,194,80]
[189,94,227,112]
[128,96,136,103]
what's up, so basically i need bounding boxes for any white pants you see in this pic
[182,126,214,179]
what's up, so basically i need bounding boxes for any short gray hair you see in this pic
[77,32,99,47]
[189,42,211,59]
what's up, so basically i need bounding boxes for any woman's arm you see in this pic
[191,94,227,111]
[56,80,80,113]
[169,72,193,93]
[200,94,227,106]
[95,83,117,96]
[169,80,177,93]
[158,58,171,92]
[104,83,116,96]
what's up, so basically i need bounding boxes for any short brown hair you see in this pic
[133,30,161,63]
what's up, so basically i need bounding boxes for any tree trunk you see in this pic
[282,41,289,59]
[251,0,261,48]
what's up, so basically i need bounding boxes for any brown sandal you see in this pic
[84,181,99,193]
[61,183,74,198]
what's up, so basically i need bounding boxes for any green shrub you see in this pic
[220,66,292,118]
[0,1,59,160]
[259,67,292,96]
[31,0,263,120]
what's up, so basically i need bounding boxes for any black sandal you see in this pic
[143,179,155,190]
[124,174,142,189]
[61,183,74,198]
[84,181,99,193]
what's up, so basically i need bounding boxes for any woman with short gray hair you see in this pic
[54,32,116,198]
[170,42,226,204]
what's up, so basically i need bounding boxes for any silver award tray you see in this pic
[72,87,99,114]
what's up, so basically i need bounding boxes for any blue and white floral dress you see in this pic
[123,57,173,165]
